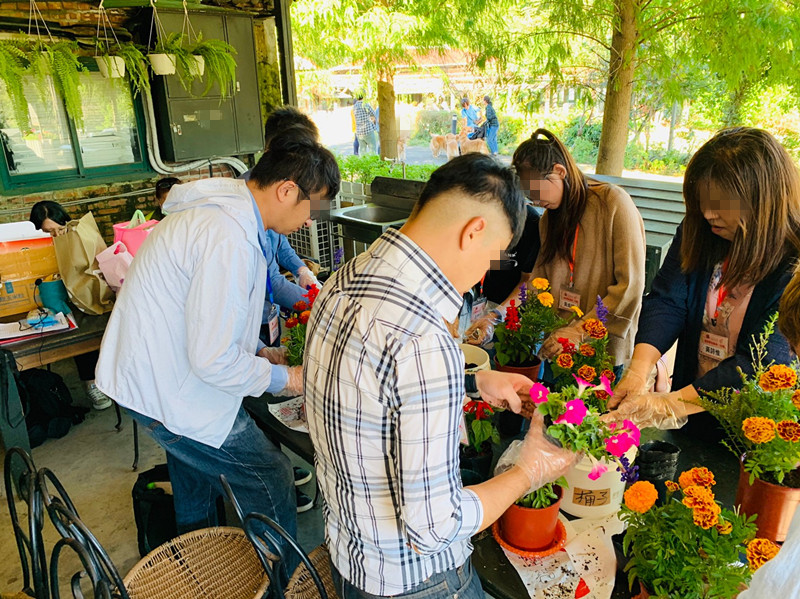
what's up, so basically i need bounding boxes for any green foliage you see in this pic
[191,34,237,98]
[699,315,800,486]
[97,39,150,97]
[623,142,690,176]
[411,110,453,142]
[153,32,197,91]
[497,116,526,154]
[28,40,87,130]
[336,153,437,185]
[464,400,499,453]
[516,477,567,508]
[620,479,757,598]
[0,40,31,133]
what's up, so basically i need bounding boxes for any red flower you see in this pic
[558,337,576,354]
[505,300,521,331]
[299,310,311,325]
[465,400,493,420]
[286,317,299,329]
[305,285,320,307]
[293,300,308,312]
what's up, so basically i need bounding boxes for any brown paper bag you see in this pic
[52,212,114,315]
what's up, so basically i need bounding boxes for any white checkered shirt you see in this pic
[305,228,484,595]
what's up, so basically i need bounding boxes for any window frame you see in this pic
[0,59,153,195]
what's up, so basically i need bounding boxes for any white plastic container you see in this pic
[96,55,125,78]
[148,53,176,75]
[460,344,490,374]
[561,447,638,519]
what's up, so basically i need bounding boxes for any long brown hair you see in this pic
[682,127,800,288]
[512,128,588,263]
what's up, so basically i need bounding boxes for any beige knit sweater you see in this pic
[531,180,646,365]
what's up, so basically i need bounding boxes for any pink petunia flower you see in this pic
[529,382,550,404]
[572,374,593,392]
[605,432,636,457]
[588,462,608,481]
[622,419,641,445]
[595,374,614,396]
[555,399,588,426]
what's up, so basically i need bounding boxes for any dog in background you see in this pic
[396,136,409,162]
[430,134,447,158]
[457,131,490,155]
[445,139,459,161]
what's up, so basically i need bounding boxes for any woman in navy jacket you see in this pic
[609,127,800,429]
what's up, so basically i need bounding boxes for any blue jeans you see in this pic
[486,125,499,154]
[129,407,298,573]
[357,130,380,155]
[331,560,484,599]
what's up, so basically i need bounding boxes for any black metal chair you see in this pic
[4,447,48,599]
[219,475,334,599]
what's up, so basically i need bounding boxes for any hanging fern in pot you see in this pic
[0,40,31,134]
[153,32,197,87]
[96,39,150,97]
[25,40,87,130]
[190,34,237,98]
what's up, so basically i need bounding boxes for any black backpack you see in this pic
[18,368,86,447]
[132,464,178,557]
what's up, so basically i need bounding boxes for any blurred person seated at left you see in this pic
[147,177,180,221]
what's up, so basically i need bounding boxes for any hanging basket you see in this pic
[190,54,205,77]
[96,55,125,78]
[148,53,176,75]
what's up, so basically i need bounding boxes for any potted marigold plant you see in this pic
[551,296,616,410]
[699,316,800,541]
[494,279,572,380]
[620,469,778,599]
[524,378,641,518]
[283,285,319,367]
[460,399,500,481]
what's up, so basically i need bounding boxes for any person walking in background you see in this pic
[460,97,480,132]
[353,92,379,155]
[484,95,500,155]
[350,105,359,155]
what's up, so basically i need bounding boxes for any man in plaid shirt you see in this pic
[353,92,379,155]
[306,154,577,598]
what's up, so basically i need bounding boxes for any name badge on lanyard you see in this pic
[267,304,280,345]
[559,286,581,311]
[700,331,729,362]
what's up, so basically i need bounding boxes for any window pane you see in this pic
[77,73,142,168]
[0,77,77,175]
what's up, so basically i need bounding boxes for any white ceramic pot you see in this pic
[460,344,490,374]
[561,447,638,519]
[191,54,205,77]
[96,55,125,78]
[148,53,176,75]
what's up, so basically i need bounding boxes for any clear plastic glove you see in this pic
[539,324,585,360]
[274,365,304,397]
[464,309,503,346]
[607,367,649,409]
[504,412,580,491]
[257,346,288,365]
[474,369,532,413]
[604,392,690,430]
[297,266,319,290]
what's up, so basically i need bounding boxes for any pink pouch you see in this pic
[96,241,134,293]
[113,210,158,256]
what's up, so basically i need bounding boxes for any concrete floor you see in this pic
[0,357,324,595]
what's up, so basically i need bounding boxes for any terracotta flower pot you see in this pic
[495,355,542,382]
[499,485,562,551]
[632,582,650,599]
[735,457,800,542]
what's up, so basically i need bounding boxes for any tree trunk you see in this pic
[596,0,639,175]
[667,101,679,152]
[378,79,397,160]
[723,82,750,127]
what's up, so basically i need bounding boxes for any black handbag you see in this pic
[468,122,488,140]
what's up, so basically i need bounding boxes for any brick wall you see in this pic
[1,2,130,27]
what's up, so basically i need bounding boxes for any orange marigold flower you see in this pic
[716,520,733,535]
[532,277,550,290]
[623,481,658,514]
[299,310,311,325]
[682,485,716,509]
[286,317,299,329]
[742,416,776,444]
[776,420,800,442]
[601,369,615,383]
[693,503,721,529]
[759,364,798,392]
[792,389,800,410]
[556,354,574,369]
[577,365,597,382]
[594,390,610,401]
[665,480,680,493]
[747,538,781,572]
[582,318,608,339]
[537,292,554,307]
[579,344,596,357]
[678,467,716,489]
[292,300,308,312]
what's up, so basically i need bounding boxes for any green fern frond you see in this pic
[48,40,87,130]
[0,40,31,133]
[190,35,237,98]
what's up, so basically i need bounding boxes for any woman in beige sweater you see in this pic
[468,129,646,369]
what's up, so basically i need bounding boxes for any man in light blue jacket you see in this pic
[96,136,340,563]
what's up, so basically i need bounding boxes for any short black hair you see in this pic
[461,97,470,107]
[250,133,340,202]
[264,106,319,149]
[155,177,180,200]
[413,154,525,247]
[30,201,70,229]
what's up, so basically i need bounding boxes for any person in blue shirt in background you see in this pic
[460,97,481,133]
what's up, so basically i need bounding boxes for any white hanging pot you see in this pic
[148,53,176,75]
[96,55,126,78]
[190,55,205,77]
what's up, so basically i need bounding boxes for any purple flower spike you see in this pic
[618,455,639,483]
[519,283,528,305]
[596,295,609,325]
[333,247,345,271]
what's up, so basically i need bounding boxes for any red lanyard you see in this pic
[567,225,580,287]
[713,258,730,320]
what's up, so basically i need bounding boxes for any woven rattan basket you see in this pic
[284,545,337,599]
[123,527,269,599]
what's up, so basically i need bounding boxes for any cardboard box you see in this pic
[0,222,59,318]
